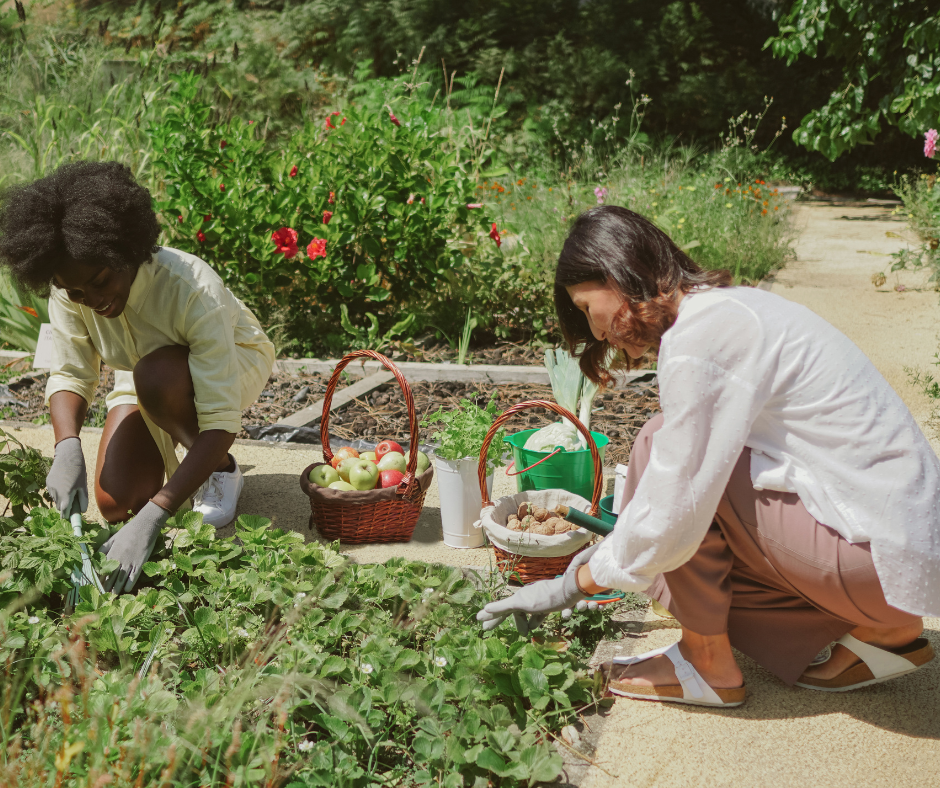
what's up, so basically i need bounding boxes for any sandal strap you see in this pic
[836,634,916,679]
[612,642,725,705]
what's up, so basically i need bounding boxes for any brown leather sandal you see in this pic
[796,634,934,692]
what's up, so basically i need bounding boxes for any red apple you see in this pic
[379,469,405,488]
[375,440,404,461]
[330,446,359,469]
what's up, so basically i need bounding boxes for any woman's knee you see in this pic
[95,483,151,524]
[133,345,193,412]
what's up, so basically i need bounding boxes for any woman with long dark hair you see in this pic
[478,205,938,707]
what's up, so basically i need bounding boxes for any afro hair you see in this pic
[0,161,160,296]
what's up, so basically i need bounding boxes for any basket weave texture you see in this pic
[298,350,432,544]
[477,400,605,583]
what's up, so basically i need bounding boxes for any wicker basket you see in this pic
[299,350,433,543]
[478,400,604,583]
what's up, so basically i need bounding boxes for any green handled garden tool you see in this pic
[65,506,103,610]
[554,505,614,538]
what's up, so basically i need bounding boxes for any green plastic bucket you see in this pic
[505,429,609,502]
[599,494,617,526]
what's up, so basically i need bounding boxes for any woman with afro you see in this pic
[0,161,275,594]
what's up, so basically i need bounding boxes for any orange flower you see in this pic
[761,209,768,215]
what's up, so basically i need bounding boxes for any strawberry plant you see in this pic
[0,437,609,786]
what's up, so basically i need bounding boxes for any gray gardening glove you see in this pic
[560,541,603,619]
[45,437,88,517]
[99,501,171,594]
[476,572,588,637]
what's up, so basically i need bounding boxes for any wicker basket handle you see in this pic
[477,399,604,516]
[320,350,420,497]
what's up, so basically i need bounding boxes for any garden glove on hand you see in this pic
[559,541,603,619]
[99,501,171,594]
[476,571,587,637]
[45,437,88,517]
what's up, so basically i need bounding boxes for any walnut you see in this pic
[531,506,550,522]
[520,515,536,531]
[547,517,570,534]
[506,516,524,531]
[517,502,532,519]
[529,520,555,536]
[551,505,567,517]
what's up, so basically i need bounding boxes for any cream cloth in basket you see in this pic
[476,489,595,558]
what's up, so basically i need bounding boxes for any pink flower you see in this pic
[307,238,327,260]
[420,197,425,204]
[271,227,299,259]
[197,231,206,243]
[322,210,333,224]
[594,186,608,204]
[896,283,908,292]
[466,203,483,209]
[389,113,401,127]
[925,129,938,159]
[407,193,415,204]
[489,222,501,249]
[289,165,298,178]
[328,191,335,204]
[248,120,254,125]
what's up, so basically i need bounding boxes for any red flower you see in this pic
[248,120,254,125]
[204,214,211,222]
[389,112,401,127]
[307,238,327,260]
[219,183,226,192]
[197,231,206,243]
[322,210,333,224]
[325,111,344,130]
[289,165,298,178]
[328,191,335,204]
[489,222,501,249]
[220,140,227,149]
[177,215,183,223]
[271,227,299,259]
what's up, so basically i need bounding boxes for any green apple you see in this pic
[337,456,359,482]
[360,451,377,462]
[348,459,379,490]
[377,451,407,474]
[328,480,355,491]
[309,464,340,488]
[408,450,430,474]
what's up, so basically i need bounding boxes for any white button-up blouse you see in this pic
[588,286,940,617]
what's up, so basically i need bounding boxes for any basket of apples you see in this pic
[299,349,434,543]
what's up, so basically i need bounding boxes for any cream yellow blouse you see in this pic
[45,247,274,478]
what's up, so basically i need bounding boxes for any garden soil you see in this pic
[2,203,939,786]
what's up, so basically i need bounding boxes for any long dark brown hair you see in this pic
[554,206,732,384]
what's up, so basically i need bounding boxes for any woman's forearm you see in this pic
[576,563,607,595]
[151,429,234,513]
[50,391,88,443]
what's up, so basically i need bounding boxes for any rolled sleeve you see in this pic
[44,293,101,407]
[106,370,138,410]
[184,305,244,434]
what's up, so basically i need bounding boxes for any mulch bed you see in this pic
[2,366,661,468]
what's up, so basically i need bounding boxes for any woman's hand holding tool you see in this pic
[45,437,88,516]
[476,571,588,636]
[99,501,171,594]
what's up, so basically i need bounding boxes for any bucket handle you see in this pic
[505,447,563,477]
[478,399,604,517]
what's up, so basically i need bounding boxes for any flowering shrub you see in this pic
[890,129,940,276]
[150,72,492,347]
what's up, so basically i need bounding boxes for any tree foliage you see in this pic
[769,0,940,160]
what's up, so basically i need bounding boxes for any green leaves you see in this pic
[421,391,506,468]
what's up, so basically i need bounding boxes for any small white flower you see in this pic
[28,616,40,625]
[361,662,374,674]
[434,656,447,667]
[298,740,314,752]
[170,563,177,570]
[295,592,306,600]
[236,628,249,638]
[423,587,434,595]
[24,516,31,523]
